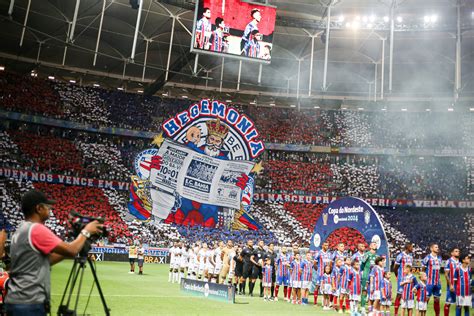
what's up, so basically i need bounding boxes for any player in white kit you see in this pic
[212,241,224,283]
[198,243,208,280]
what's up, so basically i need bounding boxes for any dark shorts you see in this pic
[251,265,262,279]
[138,259,144,267]
[235,265,243,277]
[129,258,136,264]
[242,262,253,279]
[6,303,46,316]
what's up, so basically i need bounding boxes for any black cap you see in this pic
[21,190,56,215]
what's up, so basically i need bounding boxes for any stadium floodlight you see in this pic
[341,107,347,110]
[362,16,368,22]
[69,80,76,84]
[269,103,276,106]
[425,108,431,112]
[338,15,345,22]
[470,108,474,112]
[226,99,232,103]
[314,106,320,109]
[369,15,376,22]
[93,83,100,87]
[381,108,387,111]
[430,15,438,23]
[137,90,143,93]
[424,16,430,23]
[0,66,4,71]
[162,92,168,96]
[448,108,454,112]
[419,157,424,160]
[345,22,352,28]
[249,101,256,105]
[367,23,373,28]
[181,95,188,99]
[290,104,296,108]
[401,108,408,111]
[396,16,403,23]
[48,76,55,80]
[352,21,361,29]
[117,87,124,91]
[383,16,389,22]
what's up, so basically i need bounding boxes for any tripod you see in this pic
[57,250,110,316]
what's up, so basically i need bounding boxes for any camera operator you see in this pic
[5,190,103,316]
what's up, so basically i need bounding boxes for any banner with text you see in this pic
[180,278,235,303]
[253,193,474,209]
[0,168,130,191]
[150,139,254,210]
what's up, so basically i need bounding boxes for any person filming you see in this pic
[5,190,103,316]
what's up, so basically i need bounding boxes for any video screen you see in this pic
[191,0,277,63]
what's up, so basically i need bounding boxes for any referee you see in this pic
[240,240,254,295]
[250,240,266,297]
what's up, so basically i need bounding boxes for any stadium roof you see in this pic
[1,0,474,110]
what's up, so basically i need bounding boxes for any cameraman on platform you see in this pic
[5,190,103,316]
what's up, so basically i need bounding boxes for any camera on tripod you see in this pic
[68,211,108,241]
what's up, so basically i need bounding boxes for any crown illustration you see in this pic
[206,118,229,139]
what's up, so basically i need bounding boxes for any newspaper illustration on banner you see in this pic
[129,99,265,230]
[150,139,254,210]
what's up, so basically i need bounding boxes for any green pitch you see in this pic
[50,260,457,315]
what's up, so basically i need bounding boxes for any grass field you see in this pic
[50,260,457,315]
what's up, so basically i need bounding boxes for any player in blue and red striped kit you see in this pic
[195,8,211,50]
[210,17,225,52]
[453,254,471,316]
[274,246,290,301]
[349,260,362,314]
[262,257,273,301]
[300,252,313,305]
[369,256,386,315]
[289,252,302,304]
[331,258,343,311]
[400,265,417,316]
[381,271,392,316]
[394,243,414,316]
[321,265,333,310]
[422,243,442,316]
[444,247,460,316]
[415,272,429,316]
[312,242,332,306]
[338,257,352,312]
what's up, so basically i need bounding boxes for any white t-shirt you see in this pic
[137,247,144,260]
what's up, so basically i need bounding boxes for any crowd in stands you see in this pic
[1,71,472,151]
[376,207,471,258]
[33,183,132,243]
[0,72,63,117]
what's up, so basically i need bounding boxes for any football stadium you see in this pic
[0,0,473,315]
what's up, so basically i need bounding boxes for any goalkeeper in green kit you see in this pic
[360,242,378,315]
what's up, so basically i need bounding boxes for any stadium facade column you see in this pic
[296,59,301,100]
[388,2,395,93]
[142,38,150,81]
[165,16,176,81]
[69,0,81,42]
[36,41,43,63]
[374,63,377,102]
[322,1,332,92]
[381,38,385,99]
[63,22,72,66]
[237,60,242,91]
[93,0,107,66]
[220,57,225,92]
[19,0,30,46]
[131,0,143,61]
[454,1,462,100]
[258,64,262,84]
[309,35,315,96]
